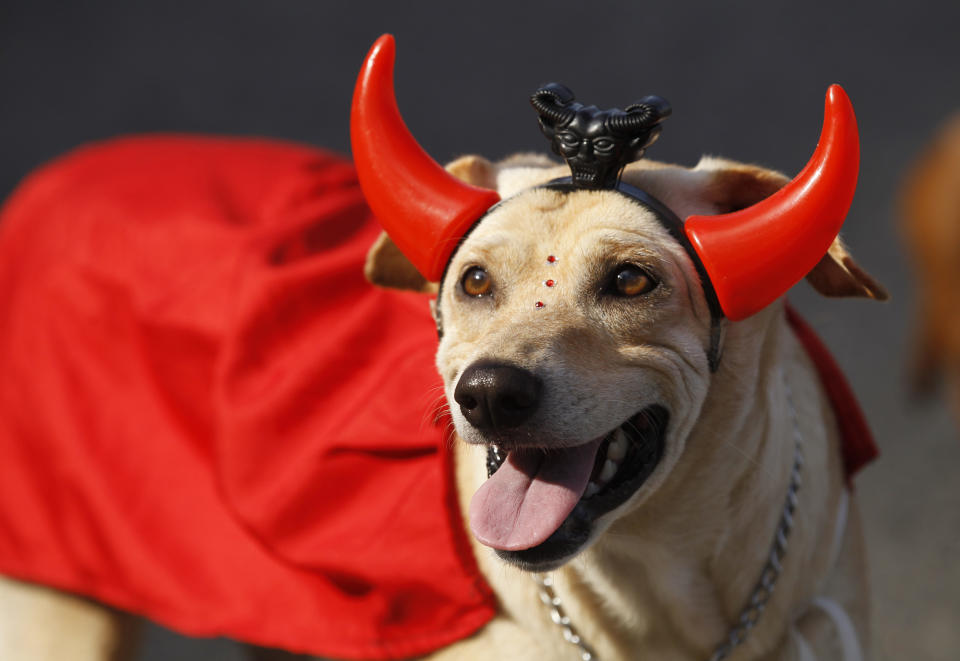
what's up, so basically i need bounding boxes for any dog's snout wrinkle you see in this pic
[454,362,542,432]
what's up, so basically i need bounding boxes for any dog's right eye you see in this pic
[461,266,492,297]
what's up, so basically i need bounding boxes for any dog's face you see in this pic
[435,179,713,570]
[365,154,885,572]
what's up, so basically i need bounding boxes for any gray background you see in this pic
[2,1,959,659]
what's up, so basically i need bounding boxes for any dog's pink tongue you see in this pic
[469,439,602,551]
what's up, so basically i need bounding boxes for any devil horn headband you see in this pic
[350,34,859,322]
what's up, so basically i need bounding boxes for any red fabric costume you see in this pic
[0,137,875,658]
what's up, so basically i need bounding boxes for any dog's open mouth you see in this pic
[469,405,668,570]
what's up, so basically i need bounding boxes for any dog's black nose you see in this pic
[454,362,542,431]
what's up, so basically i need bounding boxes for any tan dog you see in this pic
[366,153,886,660]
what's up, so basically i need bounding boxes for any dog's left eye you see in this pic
[461,266,493,297]
[609,264,657,297]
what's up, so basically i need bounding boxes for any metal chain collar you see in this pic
[534,573,597,661]
[535,369,804,661]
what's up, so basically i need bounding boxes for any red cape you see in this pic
[0,136,494,659]
[0,136,875,658]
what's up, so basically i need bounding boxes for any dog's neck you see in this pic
[455,301,845,659]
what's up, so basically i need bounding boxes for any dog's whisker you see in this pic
[416,391,454,434]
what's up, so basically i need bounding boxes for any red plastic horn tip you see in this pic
[684,85,859,321]
[351,34,501,282]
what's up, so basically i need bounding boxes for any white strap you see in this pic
[811,596,862,661]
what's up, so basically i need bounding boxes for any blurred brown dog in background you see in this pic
[901,116,960,414]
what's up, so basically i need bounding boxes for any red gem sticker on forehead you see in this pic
[538,255,557,307]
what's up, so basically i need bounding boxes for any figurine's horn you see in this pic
[530,84,577,127]
[609,96,671,133]
[684,85,859,321]
[351,34,501,281]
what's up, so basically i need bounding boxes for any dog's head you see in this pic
[354,35,886,570]
[366,154,885,570]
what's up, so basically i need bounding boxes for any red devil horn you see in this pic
[684,85,859,321]
[351,35,501,281]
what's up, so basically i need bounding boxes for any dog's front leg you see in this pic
[0,576,139,661]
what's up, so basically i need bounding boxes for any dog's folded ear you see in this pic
[364,155,497,293]
[364,232,437,293]
[444,154,499,190]
[699,159,888,301]
[805,237,889,300]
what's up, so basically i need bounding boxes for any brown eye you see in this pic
[462,266,492,297]
[612,265,657,296]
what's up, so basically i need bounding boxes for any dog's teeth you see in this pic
[607,435,627,461]
[585,481,600,498]
[599,459,618,483]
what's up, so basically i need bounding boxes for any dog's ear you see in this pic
[363,155,497,293]
[805,237,889,300]
[700,159,791,214]
[364,232,437,293]
[700,159,888,301]
[445,154,498,189]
